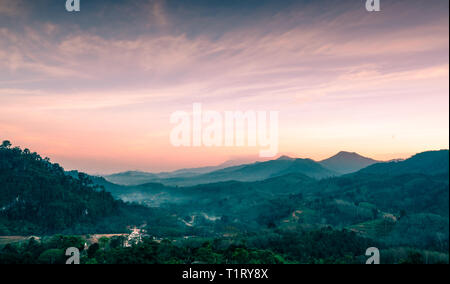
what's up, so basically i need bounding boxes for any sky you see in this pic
[0,0,448,174]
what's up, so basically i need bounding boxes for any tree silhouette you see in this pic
[1,140,11,149]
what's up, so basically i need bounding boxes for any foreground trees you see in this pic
[1,230,448,264]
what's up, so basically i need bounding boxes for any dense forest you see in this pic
[0,141,181,235]
[2,228,447,264]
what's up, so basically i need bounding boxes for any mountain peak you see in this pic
[335,151,359,157]
[320,151,378,174]
[277,155,295,161]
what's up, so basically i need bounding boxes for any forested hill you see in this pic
[358,150,449,176]
[0,141,162,235]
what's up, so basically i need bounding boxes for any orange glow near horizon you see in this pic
[0,0,448,174]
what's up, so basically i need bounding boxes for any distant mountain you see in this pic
[104,171,161,186]
[103,150,449,187]
[156,158,337,186]
[104,158,263,186]
[155,157,259,179]
[276,155,296,161]
[359,150,449,176]
[104,167,228,186]
[103,156,336,187]
[319,151,379,174]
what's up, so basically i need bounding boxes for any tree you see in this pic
[232,248,250,264]
[399,209,407,219]
[400,252,424,264]
[38,249,65,264]
[110,236,125,249]
[87,243,100,258]
[1,140,11,149]
[98,237,109,249]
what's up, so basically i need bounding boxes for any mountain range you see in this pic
[95,149,449,251]
[103,157,266,186]
[1,142,448,257]
[104,151,381,186]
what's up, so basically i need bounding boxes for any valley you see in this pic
[0,143,448,264]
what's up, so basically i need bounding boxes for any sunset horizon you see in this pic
[1,0,448,174]
[1,138,448,175]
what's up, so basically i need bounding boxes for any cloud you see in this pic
[0,0,22,16]
[1,2,447,113]
[0,0,448,172]
[1,1,447,85]
[148,0,169,27]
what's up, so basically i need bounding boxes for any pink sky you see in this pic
[0,0,448,174]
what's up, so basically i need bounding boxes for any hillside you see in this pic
[0,143,178,235]
[319,151,379,174]
[359,150,449,176]
[97,150,449,251]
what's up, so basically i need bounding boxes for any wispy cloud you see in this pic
[0,0,448,172]
[0,0,24,16]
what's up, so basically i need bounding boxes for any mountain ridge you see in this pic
[109,157,336,187]
[103,151,377,186]
[319,151,379,174]
[358,150,449,176]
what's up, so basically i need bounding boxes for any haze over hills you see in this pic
[104,171,161,186]
[105,156,337,187]
[104,157,266,186]
[103,151,381,186]
[102,150,448,190]
[319,151,379,174]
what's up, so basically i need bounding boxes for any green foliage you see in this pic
[0,144,119,234]
[0,143,182,235]
[0,142,448,264]
[38,249,65,264]
[1,229,447,264]
[87,243,100,258]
